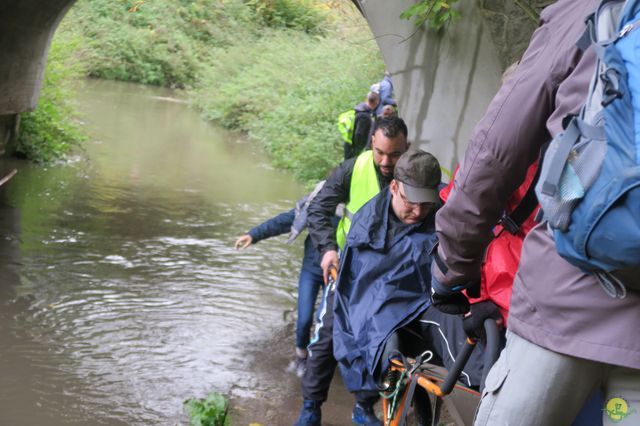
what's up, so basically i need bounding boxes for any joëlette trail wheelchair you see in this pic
[380,318,501,426]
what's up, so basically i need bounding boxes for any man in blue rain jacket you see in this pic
[333,148,484,394]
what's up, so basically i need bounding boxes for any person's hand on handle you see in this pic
[320,250,339,285]
[463,301,503,340]
[234,234,253,250]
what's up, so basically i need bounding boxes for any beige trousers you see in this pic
[474,331,640,426]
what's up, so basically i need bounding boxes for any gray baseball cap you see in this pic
[393,148,441,203]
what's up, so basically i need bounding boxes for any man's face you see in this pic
[390,180,436,224]
[371,129,407,177]
[381,105,395,117]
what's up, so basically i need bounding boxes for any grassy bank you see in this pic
[191,27,382,183]
[16,22,86,162]
[39,0,383,182]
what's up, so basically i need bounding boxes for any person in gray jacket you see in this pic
[430,1,640,425]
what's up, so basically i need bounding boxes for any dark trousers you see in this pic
[382,306,485,388]
[414,306,485,387]
[301,283,378,405]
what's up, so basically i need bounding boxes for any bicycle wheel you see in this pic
[406,386,432,426]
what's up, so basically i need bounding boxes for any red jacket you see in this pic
[439,163,538,323]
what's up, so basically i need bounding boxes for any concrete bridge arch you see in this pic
[0,0,542,168]
[0,0,77,153]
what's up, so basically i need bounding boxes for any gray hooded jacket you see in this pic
[434,0,640,369]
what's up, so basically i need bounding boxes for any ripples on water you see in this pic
[0,80,305,425]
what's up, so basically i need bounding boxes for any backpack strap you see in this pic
[539,118,605,197]
[498,143,550,235]
[576,13,595,52]
[499,182,539,235]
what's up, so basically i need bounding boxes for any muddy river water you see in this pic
[0,79,355,425]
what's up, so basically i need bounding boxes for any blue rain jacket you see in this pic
[332,189,437,392]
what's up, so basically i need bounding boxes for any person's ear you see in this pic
[390,179,398,193]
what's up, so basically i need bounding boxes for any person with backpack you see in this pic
[430,1,640,424]
[233,181,335,378]
[339,91,380,160]
[370,70,395,116]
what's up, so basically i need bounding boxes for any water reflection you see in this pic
[0,79,304,424]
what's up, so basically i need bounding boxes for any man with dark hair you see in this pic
[294,116,409,426]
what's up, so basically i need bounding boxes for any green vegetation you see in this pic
[400,0,460,30]
[66,0,248,88]
[248,0,328,34]
[400,0,540,30]
[184,392,230,426]
[192,28,382,183]
[65,0,334,88]
[16,24,86,162]
[39,0,383,182]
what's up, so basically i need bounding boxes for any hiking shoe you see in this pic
[293,399,321,426]
[352,402,382,426]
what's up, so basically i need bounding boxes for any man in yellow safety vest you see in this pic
[294,116,408,426]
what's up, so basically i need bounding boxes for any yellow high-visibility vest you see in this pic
[336,150,380,249]
[337,109,355,144]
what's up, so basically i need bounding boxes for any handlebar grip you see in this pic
[440,338,475,395]
[479,318,501,391]
[329,265,338,282]
[440,318,501,396]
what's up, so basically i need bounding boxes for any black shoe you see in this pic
[293,399,321,426]
[352,402,382,426]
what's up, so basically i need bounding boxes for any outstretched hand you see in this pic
[234,234,253,250]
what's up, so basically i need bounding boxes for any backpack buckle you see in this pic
[499,214,519,235]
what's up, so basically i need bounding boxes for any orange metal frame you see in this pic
[381,357,480,425]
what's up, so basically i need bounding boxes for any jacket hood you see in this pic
[354,102,373,113]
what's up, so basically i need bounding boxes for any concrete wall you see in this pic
[0,115,19,156]
[360,0,518,175]
[0,0,76,153]
[0,0,76,115]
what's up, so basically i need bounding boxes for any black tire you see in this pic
[407,386,432,426]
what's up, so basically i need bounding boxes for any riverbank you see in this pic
[40,0,383,185]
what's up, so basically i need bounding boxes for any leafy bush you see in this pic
[192,27,383,184]
[50,0,382,183]
[63,0,327,88]
[184,392,230,426]
[16,26,86,162]
[247,0,328,34]
[400,0,460,29]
